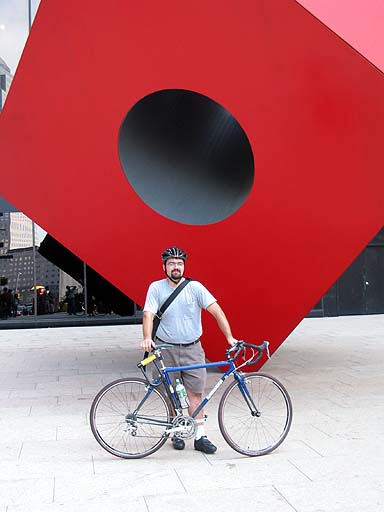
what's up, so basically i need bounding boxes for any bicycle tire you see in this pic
[218,373,292,456]
[90,378,171,459]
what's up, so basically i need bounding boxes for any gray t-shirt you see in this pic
[143,279,216,343]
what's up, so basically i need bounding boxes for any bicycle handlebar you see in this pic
[225,340,270,365]
[145,341,270,367]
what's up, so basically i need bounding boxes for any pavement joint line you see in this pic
[143,496,150,512]
[52,476,56,504]
[273,484,299,512]
[299,440,324,457]
[174,468,188,493]
[288,459,313,482]
[310,424,332,438]
[18,442,24,460]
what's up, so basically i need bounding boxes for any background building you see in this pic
[0,211,10,255]
[0,211,34,254]
[1,211,33,255]
[9,212,34,249]
[0,244,82,304]
[0,206,81,306]
[0,56,13,111]
[0,246,59,303]
[310,227,384,317]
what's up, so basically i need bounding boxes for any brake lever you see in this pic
[265,341,271,360]
[226,341,243,359]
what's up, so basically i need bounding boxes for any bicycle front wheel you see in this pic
[90,378,171,459]
[218,373,292,456]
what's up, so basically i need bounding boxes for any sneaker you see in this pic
[194,436,217,454]
[172,436,185,450]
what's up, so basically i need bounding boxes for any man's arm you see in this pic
[206,302,238,346]
[141,311,155,351]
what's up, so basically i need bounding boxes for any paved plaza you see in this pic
[0,315,383,511]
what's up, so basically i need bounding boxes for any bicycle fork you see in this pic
[235,373,261,417]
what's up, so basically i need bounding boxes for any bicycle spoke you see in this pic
[90,378,171,458]
[218,373,292,456]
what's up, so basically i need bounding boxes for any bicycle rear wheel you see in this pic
[90,378,171,459]
[218,373,292,456]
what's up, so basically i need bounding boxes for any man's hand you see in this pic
[227,337,238,347]
[141,338,154,352]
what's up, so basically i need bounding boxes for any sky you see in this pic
[0,0,40,74]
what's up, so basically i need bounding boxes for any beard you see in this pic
[170,269,182,282]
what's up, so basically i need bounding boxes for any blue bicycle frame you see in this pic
[164,359,236,417]
[139,354,259,420]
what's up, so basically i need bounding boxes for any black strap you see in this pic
[143,278,192,361]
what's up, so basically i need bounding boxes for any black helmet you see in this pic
[161,246,188,263]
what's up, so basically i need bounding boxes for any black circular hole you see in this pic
[118,89,254,225]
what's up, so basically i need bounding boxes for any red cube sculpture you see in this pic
[0,0,383,363]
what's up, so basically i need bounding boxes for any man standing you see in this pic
[65,286,76,315]
[0,287,10,320]
[141,246,238,454]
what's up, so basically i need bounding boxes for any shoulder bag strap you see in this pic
[151,277,191,340]
[143,278,192,363]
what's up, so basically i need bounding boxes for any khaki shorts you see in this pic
[156,341,206,395]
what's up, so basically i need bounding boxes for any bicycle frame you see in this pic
[135,353,259,429]
[163,359,236,418]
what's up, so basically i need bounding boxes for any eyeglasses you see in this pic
[166,262,184,268]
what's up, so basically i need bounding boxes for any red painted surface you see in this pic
[0,0,383,364]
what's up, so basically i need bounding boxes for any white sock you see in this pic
[195,424,206,440]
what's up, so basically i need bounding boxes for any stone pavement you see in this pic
[0,315,383,511]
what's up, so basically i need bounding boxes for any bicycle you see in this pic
[90,341,293,459]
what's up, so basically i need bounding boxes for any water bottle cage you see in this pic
[175,379,189,409]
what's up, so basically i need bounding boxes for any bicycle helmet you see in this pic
[161,246,188,263]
